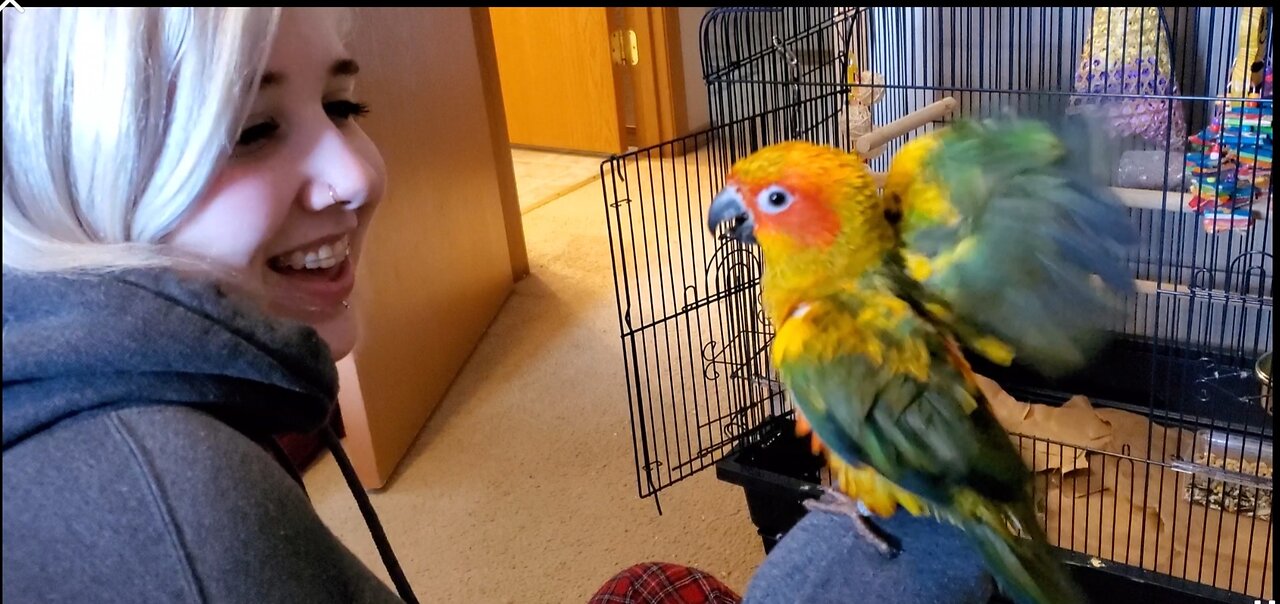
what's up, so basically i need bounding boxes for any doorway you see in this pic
[485,7,698,214]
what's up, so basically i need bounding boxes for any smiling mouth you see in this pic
[268,234,351,277]
[262,233,358,317]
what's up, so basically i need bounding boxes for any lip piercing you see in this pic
[342,300,350,309]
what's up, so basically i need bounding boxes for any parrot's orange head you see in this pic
[707,140,892,267]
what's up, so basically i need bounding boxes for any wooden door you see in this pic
[488,8,627,154]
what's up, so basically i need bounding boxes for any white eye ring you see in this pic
[757,185,793,215]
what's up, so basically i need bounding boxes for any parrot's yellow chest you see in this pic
[769,287,931,384]
[768,285,935,519]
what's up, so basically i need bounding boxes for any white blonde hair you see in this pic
[2,7,283,274]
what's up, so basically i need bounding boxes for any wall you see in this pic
[340,7,522,488]
[678,7,712,131]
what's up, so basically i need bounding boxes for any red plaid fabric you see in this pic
[589,562,741,604]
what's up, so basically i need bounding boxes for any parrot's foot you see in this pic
[803,488,902,559]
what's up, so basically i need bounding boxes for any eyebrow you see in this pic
[259,58,360,88]
[331,59,360,77]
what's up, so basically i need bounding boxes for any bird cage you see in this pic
[602,7,1272,602]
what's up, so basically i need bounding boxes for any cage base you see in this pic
[965,335,1270,435]
[716,415,1260,604]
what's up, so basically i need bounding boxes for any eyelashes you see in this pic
[236,120,280,147]
[326,100,371,121]
[234,100,372,149]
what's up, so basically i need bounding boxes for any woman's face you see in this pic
[168,9,385,360]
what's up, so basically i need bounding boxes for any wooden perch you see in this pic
[855,96,959,159]
[865,175,1269,223]
[1112,187,1269,223]
[852,99,1269,223]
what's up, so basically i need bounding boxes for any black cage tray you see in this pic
[715,335,1269,604]
[716,416,1257,604]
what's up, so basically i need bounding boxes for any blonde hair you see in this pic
[2,7,283,274]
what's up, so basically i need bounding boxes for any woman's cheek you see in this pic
[170,178,291,269]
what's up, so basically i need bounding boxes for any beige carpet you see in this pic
[303,162,763,602]
[511,147,609,214]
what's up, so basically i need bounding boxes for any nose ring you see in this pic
[329,185,348,207]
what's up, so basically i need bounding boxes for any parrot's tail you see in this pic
[953,494,1086,604]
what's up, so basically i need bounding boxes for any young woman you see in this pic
[3,8,416,602]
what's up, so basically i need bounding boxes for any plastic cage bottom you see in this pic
[717,415,1261,604]
[715,338,1268,604]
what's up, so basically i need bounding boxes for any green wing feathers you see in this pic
[776,290,1033,506]
[947,492,1087,604]
[785,352,1028,506]
[898,116,1138,377]
[778,290,1083,604]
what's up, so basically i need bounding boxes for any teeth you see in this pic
[272,235,350,271]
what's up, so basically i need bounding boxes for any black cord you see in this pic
[323,428,420,604]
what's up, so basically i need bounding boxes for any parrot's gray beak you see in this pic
[707,187,756,244]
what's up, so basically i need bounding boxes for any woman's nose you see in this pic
[301,129,380,212]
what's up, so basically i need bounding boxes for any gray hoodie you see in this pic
[2,267,416,603]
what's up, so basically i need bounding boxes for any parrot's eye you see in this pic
[757,185,793,215]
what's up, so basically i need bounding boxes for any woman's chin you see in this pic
[312,306,358,361]
[261,263,360,361]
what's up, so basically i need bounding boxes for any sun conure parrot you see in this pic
[706,115,1136,604]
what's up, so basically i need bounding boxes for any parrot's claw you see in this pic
[803,488,902,559]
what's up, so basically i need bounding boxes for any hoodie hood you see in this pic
[1,266,424,602]
[2,267,338,450]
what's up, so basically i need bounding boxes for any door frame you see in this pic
[623,7,690,150]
